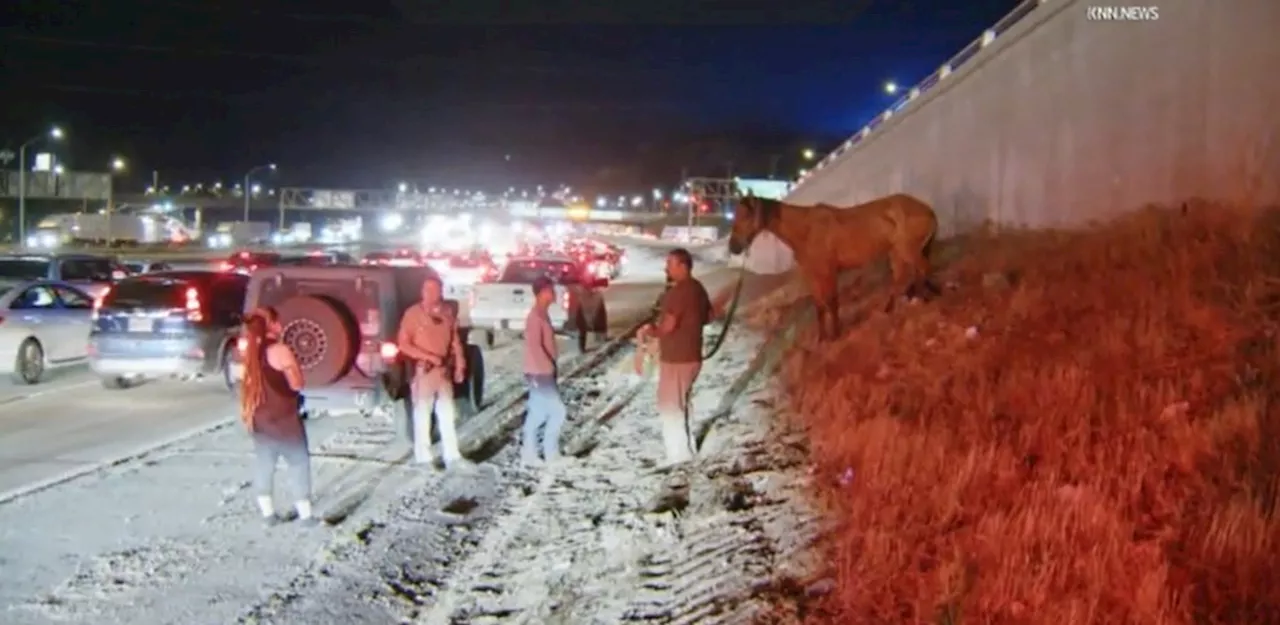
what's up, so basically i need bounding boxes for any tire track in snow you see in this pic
[235,328,647,624]
[241,314,822,624]
[401,334,819,625]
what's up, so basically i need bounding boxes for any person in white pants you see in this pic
[640,249,718,467]
[396,276,469,470]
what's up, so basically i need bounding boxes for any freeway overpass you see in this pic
[112,187,723,234]
[744,0,1280,271]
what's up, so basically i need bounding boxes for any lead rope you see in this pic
[700,255,748,360]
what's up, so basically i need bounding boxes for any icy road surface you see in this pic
[0,243,806,625]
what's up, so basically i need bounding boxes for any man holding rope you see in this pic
[638,248,730,467]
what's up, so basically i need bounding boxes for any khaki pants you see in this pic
[411,369,462,467]
[656,361,701,465]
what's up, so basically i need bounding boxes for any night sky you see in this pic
[4,0,1018,193]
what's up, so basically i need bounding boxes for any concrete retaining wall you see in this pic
[783,0,1280,237]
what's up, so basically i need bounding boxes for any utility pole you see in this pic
[681,167,693,232]
[17,126,64,246]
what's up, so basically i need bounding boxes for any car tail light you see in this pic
[219,261,234,271]
[237,336,248,353]
[379,341,399,361]
[185,286,204,322]
[560,290,570,310]
[111,269,127,280]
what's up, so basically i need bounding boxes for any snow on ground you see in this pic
[226,327,821,624]
[0,255,818,625]
[0,337,539,625]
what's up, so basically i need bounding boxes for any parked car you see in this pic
[0,253,127,299]
[233,264,486,418]
[467,255,608,351]
[0,280,96,384]
[88,270,250,389]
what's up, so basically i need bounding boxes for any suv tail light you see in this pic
[379,341,399,360]
[185,286,204,322]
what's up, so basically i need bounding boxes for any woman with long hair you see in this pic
[240,307,314,526]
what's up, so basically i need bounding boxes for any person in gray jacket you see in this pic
[520,277,567,465]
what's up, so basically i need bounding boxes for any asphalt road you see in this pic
[0,255,738,500]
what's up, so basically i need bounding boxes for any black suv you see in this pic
[239,264,486,419]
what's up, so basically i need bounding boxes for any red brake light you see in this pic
[560,291,570,310]
[185,286,204,322]
[237,337,248,353]
[379,341,399,360]
[219,261,233,271]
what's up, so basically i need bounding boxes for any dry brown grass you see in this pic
[773,204,1280,625]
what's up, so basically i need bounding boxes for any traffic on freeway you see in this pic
[0,226,736,499]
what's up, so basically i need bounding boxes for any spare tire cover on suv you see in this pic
[275,294,359,386]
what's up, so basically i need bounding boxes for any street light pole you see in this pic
[242,163,276,222]
[16,126,64,246]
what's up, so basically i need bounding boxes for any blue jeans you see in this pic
[522,374,566,461]
[252,433,312,502]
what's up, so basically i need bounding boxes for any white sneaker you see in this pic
[445,458,478,472]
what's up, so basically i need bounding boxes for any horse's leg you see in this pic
[812,298,829,341]
[908,248,940,300]
[805,272,836,341]
[884,254,909,313]
[825,291,841,339]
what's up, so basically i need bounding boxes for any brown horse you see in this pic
[727,193,939,341]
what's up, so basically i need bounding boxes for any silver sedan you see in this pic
[0,280,96,384]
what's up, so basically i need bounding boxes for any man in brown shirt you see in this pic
[396,276,469,470]
[640,248,716,466]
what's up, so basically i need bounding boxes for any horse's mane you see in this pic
[747,196,789,229]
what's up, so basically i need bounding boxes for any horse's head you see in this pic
[728,195,771,255]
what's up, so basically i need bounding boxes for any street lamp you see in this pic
[243,163,276,221]
[802,148,815,160]
[107,157,127,220]
[884,81,898,95]
[17,126,64,245]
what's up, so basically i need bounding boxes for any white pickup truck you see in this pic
[467,255,608,351]
[439,252,494,301]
